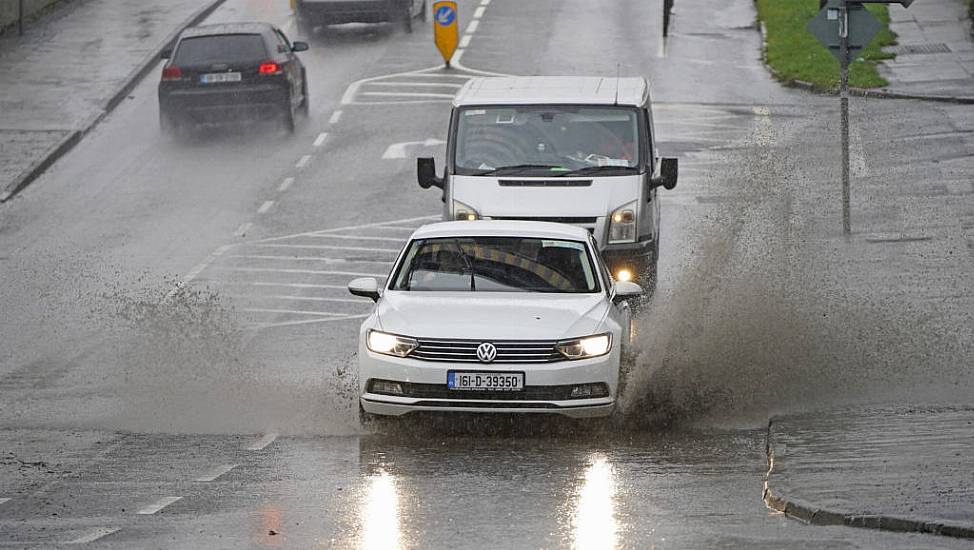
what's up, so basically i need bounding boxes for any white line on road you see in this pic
[218,266,387,277]
[278,177,294,193]
[255,314,370,329]
[480,0,491,5]
[256,243,400,253]
[0,498,9,506]
[235,223,252,237]
[228,254,392,264]
[367,81,464,88]
[195,464,238,482]
[473,6,486,18]
[250,282,349,290]
[306,233,405,242]
[244,308,352,317]
[459,34,472,48]
[67,528,121,545]
[252,295,372,304]
[256,214,439,243]
[329,110,343,124]
[466,19,479,33]
[361,91,456,99]
[313,132,328,147]
[246,433,278,451]
[137,497,182,515]
[166,244,235,299]
[296,155,312,169]
[258,201,274,215]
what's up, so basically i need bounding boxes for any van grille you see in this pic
[498,180,593,187]
[411,338,563,363]
[490,216,597,225]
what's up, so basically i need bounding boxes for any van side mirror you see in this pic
[417,157,444,190]
[161,48,173,60]
[651,157,678,190]
[348,277,380,302]
[291,41,309,52]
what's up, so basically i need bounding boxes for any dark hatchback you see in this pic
[158,23,309,135]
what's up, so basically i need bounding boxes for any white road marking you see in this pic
[361,91,456,99]
[221,266,387,277]
[256,243,400,253]
[137,497,182,515]
[254,313,370,329]
[67,528,121,545]
[0,498,9,506]
[307,233,405,242]
[245,308,356,317]
[278,177,295,192]
[195,464,238,482]
[313,132,328,147]
[296,155,312,169]
[249,282,350,290]
[256,214,438,243]
[246,433,278,451]
[228,254,393,264]
[466,20,479,33]
[751,106,771,116]
[367,81,464,88]
[166,244,234,299]
[258,201,275,215]
[460,34,472,48]
[244,295,372,304]
[235,223,252,237]
[480,0,491,5]
[474,6,486,18]
[329,110,343,124]
[382,138,447,159]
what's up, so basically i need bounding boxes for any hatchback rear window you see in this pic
[173,34,268,65]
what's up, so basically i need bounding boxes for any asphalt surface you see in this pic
[1,0,973,547]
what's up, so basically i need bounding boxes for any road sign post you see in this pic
[432,1,459,68]
[807,0,914,235]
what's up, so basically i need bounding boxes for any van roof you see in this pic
[453,76,650,108]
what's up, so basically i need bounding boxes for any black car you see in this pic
[295,0,427,35]
[158,23,309,135]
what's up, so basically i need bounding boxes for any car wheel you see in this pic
[281,94,296,133]
[300,73,309,118]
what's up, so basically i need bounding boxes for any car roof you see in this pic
[410,220,593,242]
[179,22,275,39]
[453,76,650,107]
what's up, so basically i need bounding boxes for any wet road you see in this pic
[2,0,973,547]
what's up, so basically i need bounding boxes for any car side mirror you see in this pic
[348,277,381,302]
[613,281,644,302]
[160,48,173,60]
[291,41,309,52]
[417,157,444,190]
[651,157,678,190]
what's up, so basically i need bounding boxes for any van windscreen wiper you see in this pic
[473,164,565,176]
[555,165,638,177]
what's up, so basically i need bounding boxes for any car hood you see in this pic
[376,291,609,340]
[452,174,641,217]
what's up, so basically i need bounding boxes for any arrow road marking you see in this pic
[382,138,447,159]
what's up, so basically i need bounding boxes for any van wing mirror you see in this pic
[651,157,678,190]
[417,157,444,190]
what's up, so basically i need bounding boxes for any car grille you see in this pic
[368,382,610,401]
[411,338,563,363]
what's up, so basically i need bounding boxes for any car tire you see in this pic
[300,73,309,118]
[281,94,296,133]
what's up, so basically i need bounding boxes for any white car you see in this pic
[347,220,643,419]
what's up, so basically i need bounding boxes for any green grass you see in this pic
[755,0,897,89]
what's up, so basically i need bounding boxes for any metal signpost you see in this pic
[806,0,914,235]
[432,1,459,68]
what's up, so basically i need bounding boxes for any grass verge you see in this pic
[755,0,897,89]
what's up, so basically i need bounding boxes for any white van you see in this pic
[417,76,678,286]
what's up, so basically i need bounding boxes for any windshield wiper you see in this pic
[555,165,638,177]
[473,164,565,176]
[454,239,476,291]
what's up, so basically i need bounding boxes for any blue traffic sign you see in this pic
[435,5,456,26]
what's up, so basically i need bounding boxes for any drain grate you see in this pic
[888,43,951,55]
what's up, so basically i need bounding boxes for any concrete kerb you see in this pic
[0,0,228,203]
[755,22,974,106]
[763,417,974,540]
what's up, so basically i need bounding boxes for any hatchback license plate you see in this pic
[448,371,524,391]
[200,72,241,84]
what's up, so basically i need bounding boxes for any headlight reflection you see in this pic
[572,456,618,550]
[360,471,403,550]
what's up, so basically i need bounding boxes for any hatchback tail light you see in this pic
[161,66,183,80]
[258,62,281,75]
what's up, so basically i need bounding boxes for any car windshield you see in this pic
[390,237,601,293]
[173,34,267,65]
[454,105,641,176]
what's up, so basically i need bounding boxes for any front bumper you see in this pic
[359,347,620,418]
[602,238,656,280]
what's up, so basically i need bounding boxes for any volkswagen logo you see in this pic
[476,342,497,363]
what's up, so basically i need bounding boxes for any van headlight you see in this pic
[452,200,480,221]
[367,330,418,357]
[608,201,637,244]
[556,333,612,360]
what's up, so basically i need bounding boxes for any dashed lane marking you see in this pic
[257,201,274,215]
[166,244,234,299]
[480,0,490,4]
[473,5,486,18]
[246,433,278,451]
[278,177,294,193]
[195,464,238,482]
[217,266,387,277]
[295,154,312,169]
[136,497,182,515]
[329,110,343,124]
[67,528,121,545]
[465,19,479,33]
[460,34,472,48]
[235,223,252,237]
[313,132,328,147]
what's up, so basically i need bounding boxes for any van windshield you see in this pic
[390,237,601,293]
[454,106,641,176]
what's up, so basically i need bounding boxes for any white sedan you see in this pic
[348,220,643,419]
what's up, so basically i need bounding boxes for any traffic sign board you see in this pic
[433,1,459,66]
[807,2,883,62]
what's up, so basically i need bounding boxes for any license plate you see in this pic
[200,72,241,84]
[447,371,524,391]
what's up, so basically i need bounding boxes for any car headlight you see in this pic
[452,200,480,221]
[556,333,612,360]
[608,200,637,244]
[367,330,418,357]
